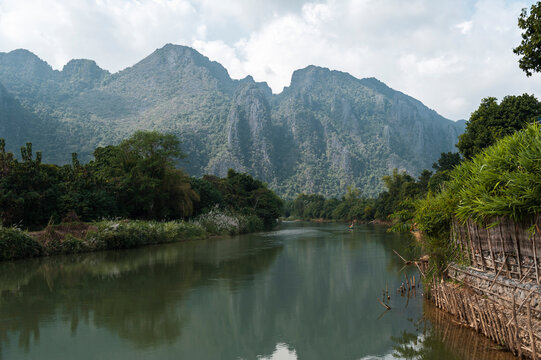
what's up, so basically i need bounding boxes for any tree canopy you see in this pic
[0,131,283,230]
[514,1,541,76]
[456,94,541,159]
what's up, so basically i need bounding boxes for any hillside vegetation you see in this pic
[0,44,465,197]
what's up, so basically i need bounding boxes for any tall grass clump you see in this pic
[415,122,541,232]
[0,227,43,260]
[193,207,265,235]
[87,220,206,250]
[451,122,541,222]
[413,122,541,279]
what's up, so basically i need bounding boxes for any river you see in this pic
[0,222,515,359]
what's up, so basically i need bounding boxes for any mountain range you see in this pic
[0,44,466,197]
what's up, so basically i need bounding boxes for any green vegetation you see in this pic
[285,149,460,226]
[0,210,275,261]
[514,1,541,76]
[0,45,464,198]
[408,123,541,277]
[0,130,283,261]
[417,122,541,226]
[0,227,43,260]
[0,131,281,230]
[456,94,541,159]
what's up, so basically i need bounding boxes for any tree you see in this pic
[91,131,198,219]
[456,95,541,159]
[432,152,461,172]
[514,2,541,76]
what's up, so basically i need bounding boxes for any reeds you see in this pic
[452,122,541,223]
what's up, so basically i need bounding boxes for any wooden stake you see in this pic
[513,294,523,359]
[498,217,511,277]
[466,222,477,268]
[474,222,487,271]
[486,224,496,271]
[533,222,540,284]
[513,222,523,278]
[488,254,508,292]
[377,298,391,310]
[528,301,538,360]
[469,302,479,332]
[474,296,488,337]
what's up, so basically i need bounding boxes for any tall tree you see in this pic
[91,131,198,219]
[456,95,541,159]
[514,1,541,76]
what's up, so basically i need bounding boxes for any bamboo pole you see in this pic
[500,310,516,355]
[486,224,497,271]
[469,302,479,332]
[498,217,511,277]
[488,254,508,291]
[528,301,538,360]
[466,222,477,268]
[534,222,540,284]
[513,294,524,359]
[472,221,487,271]
[491,303,504,345]
[514,222,523,278]
[461,222,472,265]
[474,296,489,338]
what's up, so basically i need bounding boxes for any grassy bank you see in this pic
[0,210,266,261]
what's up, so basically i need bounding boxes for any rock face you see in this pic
[0,44,466,197]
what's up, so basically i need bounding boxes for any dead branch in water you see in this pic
[392,249,427,278]
[377,298,391,310]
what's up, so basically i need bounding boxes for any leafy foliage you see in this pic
[456,95,541,159]
[411,123,541,274]
[0,227,43,260]
[0,46,464,198]
[452,122,541,222]
[514,1,541,76]
[0,132,283,232]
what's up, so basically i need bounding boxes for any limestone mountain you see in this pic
[0,44,466,197]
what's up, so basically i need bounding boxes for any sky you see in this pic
[0,0,540,120]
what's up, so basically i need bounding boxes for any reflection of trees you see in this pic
[174,223,424,359]
[390,303,516,360]
[421,304,515,360]
[391,328,460,360]
[0,237,282,354]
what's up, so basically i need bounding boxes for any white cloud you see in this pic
[455,20,473,34]
[0,0,540,120]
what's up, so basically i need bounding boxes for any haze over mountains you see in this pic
[0,44,466,197]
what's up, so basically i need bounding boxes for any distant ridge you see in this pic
[0,44,466,197]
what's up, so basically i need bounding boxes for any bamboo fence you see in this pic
[432,280,541,359]
[452,215,541,284]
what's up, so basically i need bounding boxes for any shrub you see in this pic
[238,214,264,234]
[87,220,207,250]
[0,227,43,260]
[194,208,241,235]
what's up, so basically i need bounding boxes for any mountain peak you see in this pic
[62,59,108,79]
[126,43,233,89]
[0,49,53,80]
[287,65,362,93]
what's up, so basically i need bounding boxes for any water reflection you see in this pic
[0,222,509,359]
[0,236,283,357]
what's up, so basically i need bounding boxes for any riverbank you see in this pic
[0,211,267,261]
[284,218,393,226]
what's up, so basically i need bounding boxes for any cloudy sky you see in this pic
[0,0,539,120]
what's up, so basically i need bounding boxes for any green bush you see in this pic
[238,214,264,234]
[452,122,541,222]
[0,227,43,260]
[87,220,207,250]
[46,233,89,254]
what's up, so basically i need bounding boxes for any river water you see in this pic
[0,222,515,359]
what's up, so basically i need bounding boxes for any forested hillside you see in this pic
[0,44,466,197]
